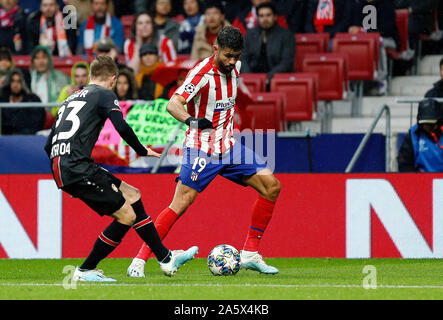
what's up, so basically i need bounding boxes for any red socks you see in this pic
[243,195,276,252]
[135,207,179,261]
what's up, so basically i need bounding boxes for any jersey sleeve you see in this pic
[174,69,208,103]
[98,89,122,119]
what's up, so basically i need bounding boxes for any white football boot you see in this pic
[73,266,117,282]
[159,246,199,277]
[127,258,146,278]
[240,251,279,274]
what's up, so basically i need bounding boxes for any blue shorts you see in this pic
[177,143,268,193]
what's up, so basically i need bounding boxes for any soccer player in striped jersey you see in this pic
[128,26,281,277]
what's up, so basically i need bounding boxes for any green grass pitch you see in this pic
[1,258,443,300]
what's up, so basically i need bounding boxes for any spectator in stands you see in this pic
[406,0,439,51]
[178,0,204,54]
[66,0,115,28]
[112,0,135,17]
[125,12,177,74]
[349,0,401,95]
[18,0,65,14]
[55,61,90,115]
[77,0,124,56]
[134,0,181,15]
[425,57,443,98]
[398,99,443,172]
[232,0,289,35]
[191,0,230,60]
[96,36,129,71]
[241,2,295,85]
[26,0,76,57]
[114,68,138,100]
[0,68,46,135]
[0,0,27,54]
[350,0,400,50]
[305,0,352,38]
[30,45,70,104]
[273,0,306,33]
[136,43,164,100]
[150,0,180,50]
[0,47,31,91]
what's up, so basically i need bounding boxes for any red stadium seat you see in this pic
[13,55,32,69]
[270,73,317,122]
[240,73,267,93]
[301,53,348,101]
[294,33,330,71]
[52,55,87,76]
[244,92,286,131]
[13,55,86,76]
[121,15,134,39]
[335,32,380,70]
[333,33,378,80]
[273,72,319,109]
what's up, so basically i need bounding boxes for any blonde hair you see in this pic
[89,55,119,81]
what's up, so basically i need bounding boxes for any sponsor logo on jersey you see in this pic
[214,97,235,111]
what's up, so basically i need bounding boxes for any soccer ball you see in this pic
[207,244,241,276]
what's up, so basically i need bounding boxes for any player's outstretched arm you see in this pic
[108,110,160,158]
[167,94,213,130]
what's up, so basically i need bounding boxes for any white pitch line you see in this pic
[1,283,443,289]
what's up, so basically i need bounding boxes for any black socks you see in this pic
[80,220,131,270]
[132,199,171,263]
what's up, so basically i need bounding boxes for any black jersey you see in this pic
[45,84,143,188]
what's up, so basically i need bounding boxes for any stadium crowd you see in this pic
[0,0,442,135]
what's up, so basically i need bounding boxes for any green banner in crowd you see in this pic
[125,99,187,146]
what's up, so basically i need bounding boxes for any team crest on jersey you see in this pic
[190,171,199,182]
[114,100,120,107]
[184,83,196,94]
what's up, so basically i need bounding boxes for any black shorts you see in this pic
[62,168,125,216]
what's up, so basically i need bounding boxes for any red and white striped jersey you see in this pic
[175,55,241,155]
[124,35,177,64]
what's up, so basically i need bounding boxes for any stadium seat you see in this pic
[13,55,32,69]
[52,55,87,76]
[244,92,286,131]
[335,32,380,70]
[240,73,267,93]
[13,55,86,76]
[332,33,378,80]
[294,33,330,71]
[301,53,348,101]
[121,15,134,39]
[270,73,317,122]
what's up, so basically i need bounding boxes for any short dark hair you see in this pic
[256,2,277,15]
[440,57,443,68]
[204,0,225,15]
[216,26,244,52]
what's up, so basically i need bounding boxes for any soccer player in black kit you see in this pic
[44,56,198,282]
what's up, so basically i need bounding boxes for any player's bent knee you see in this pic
[113,203,137,226]
[265,177,281,201]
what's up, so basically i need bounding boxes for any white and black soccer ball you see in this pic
[207,244,241,276]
